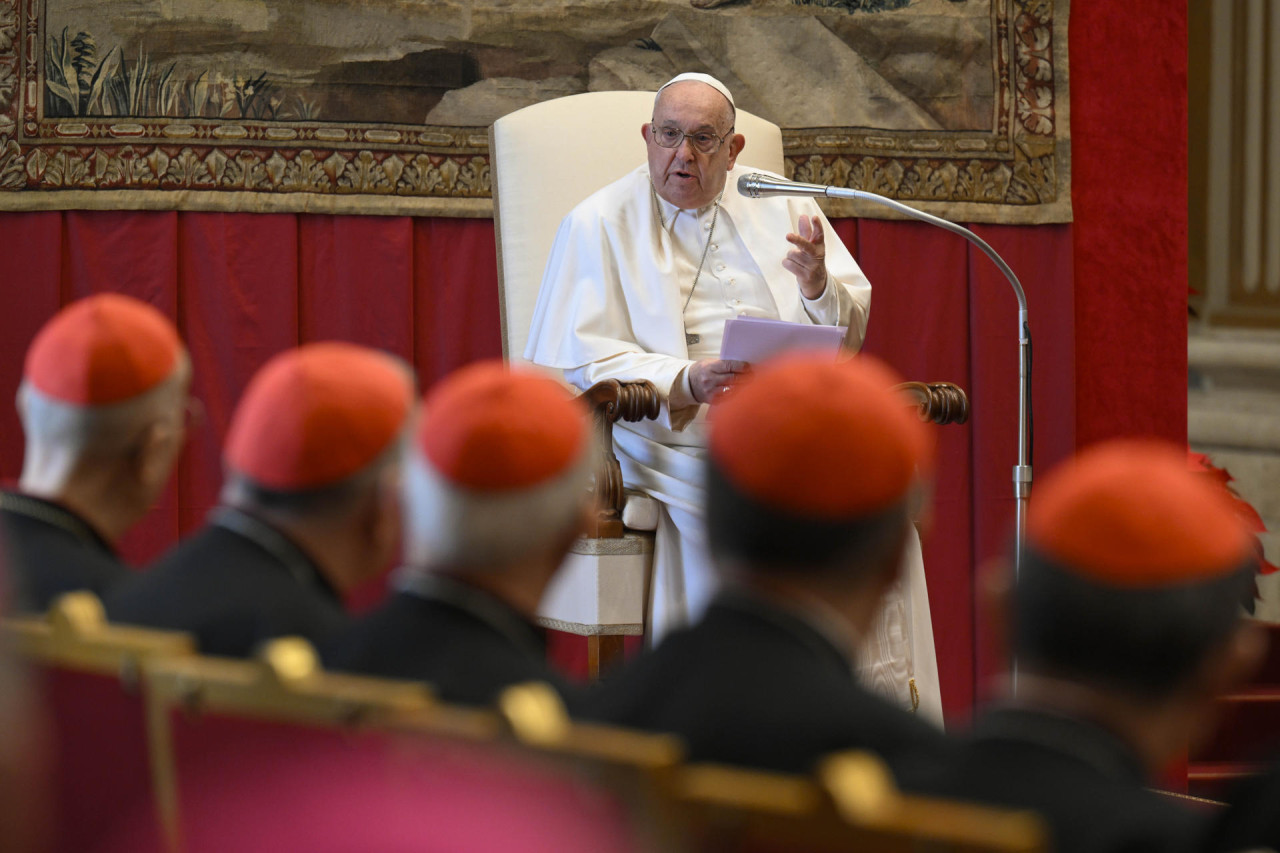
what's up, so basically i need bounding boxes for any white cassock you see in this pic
[526,163,943,724]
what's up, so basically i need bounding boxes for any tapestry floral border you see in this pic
[0,0,1069,223]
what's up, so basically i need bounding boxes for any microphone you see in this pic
[736,169,1034,581]
[737,172,828,199]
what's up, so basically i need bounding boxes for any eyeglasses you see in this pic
[649,123,734,154]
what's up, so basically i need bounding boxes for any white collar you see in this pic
[649,173,727,233]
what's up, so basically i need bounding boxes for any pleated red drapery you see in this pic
[0,0,1190,725]
[0,209,1072,721]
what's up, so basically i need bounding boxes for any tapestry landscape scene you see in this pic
[0,0,1069,221]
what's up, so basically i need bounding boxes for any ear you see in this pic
[863,519,910,602]
[1198,619,1268,700]
[366,468,404,571]
[725,133,746,170]
[640,122,652,143]
[133,418,181,492]
[557,499,595,556]
[573,499,595,540]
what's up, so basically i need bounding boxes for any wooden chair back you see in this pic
[676,752,1047,853]
[497,681,690,852]
[495,683,1046,853]
[1,592,195,853]
[140,640,645,853]
[137,636,431,850]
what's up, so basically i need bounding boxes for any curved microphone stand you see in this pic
[738,172,1033,573]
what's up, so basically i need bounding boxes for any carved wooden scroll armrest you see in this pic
[578,379,661,538]
[894,381,970,426]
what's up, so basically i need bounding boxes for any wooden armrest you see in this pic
[895,381,970,425]
[579,380,661,539]
[575,376,965,539]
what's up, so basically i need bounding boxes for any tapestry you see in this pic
[0,0,1069,223]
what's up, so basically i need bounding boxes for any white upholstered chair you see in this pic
[491,90,786,370]
[489,91,966,694]
[488,91,786,674]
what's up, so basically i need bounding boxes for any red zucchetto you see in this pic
[1027,440,1256,586]
[25,293,182,406]
[709,354,931,519]
[418,361,589,492]
[224,343,414,491]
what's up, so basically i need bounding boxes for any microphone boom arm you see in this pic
[738,172,1033,573]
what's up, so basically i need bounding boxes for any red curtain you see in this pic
[0,212,504,566]
[0,0,1187,724]
[0,209,1070,721]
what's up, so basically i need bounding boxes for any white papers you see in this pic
[719,315,847,363]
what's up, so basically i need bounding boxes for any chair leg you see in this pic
[586,635,628,681]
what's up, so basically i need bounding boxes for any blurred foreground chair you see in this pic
[490,91,968,680]
[677,754,1045,853]
[1,591,194,853]
[497,681,689,851]
[134,638,644,853]
[497,682,1045,853]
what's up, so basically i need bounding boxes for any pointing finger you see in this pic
[808,216,825,247]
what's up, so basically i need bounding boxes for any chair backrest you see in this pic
[492,683,1046,853]
[496,681,689,851]
[4,591,195,676]
[677,751,1048,853]
[489,90,786,369]
[140,636,434,850]
[129,644,645,853]
[1,592,195,853]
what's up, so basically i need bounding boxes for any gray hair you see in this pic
[220,431,408,520]
[17,354,192,462]
[401,445,592,573]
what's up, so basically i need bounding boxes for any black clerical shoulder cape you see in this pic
[1201,755,1280,853]
[905,707,1207,853]
[0,490,128,612]
[322,572,572,707]
[576,591,950,776]
[105,507,350,657]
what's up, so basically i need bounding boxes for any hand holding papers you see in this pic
[719,315,848,364]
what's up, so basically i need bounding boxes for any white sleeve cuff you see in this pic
[669,365,696,410]
[801,273,840,326]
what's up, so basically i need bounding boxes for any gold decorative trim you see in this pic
[533,616,644,637]
[571,533,655,557]
[0,0,1069,222]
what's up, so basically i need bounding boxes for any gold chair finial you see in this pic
[257,637,320,685]
[48,591,107,636]
[818,750,898,824]
[498,681,571,747]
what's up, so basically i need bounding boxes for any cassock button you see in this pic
[716,263,726,272]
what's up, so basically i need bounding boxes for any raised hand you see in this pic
[783,214,828,299]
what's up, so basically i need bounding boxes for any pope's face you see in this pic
[644,81,745,210]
